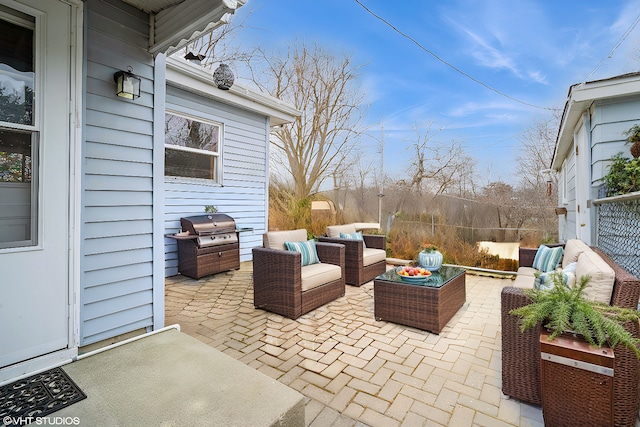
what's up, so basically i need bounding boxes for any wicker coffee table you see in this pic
[373,266,466,334]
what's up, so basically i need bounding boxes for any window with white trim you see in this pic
[164,112,221,183]
[0,8,38,249]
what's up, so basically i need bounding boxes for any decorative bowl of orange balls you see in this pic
[395,266,432,284]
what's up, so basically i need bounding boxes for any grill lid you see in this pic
[181,214,236,235]
[181,214,237,247]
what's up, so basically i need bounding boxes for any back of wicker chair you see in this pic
[318,234,386,286]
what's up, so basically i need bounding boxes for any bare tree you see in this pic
[252,42,367,201]
[515,115,560,189]
[405,121,477,196]
[513,114,561,240]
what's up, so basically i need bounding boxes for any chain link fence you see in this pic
[595,193,640,278]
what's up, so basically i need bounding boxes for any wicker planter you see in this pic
[540,330,614,427]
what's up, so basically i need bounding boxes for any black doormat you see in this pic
[0,367,86,426]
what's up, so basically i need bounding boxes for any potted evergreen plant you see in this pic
[509,271,640,358]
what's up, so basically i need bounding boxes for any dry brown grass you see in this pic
[268,191,538,271]
[388,220,520,270]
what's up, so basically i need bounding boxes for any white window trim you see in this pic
[561,158,568,205]
[164,110,223,185]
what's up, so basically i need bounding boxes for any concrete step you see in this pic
[56,327,305,426]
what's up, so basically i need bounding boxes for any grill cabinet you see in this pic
[175,214,240,279]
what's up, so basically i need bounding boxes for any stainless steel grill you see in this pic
[174,214,240,279]
[181,214,238,248]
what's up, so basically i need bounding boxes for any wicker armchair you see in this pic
[501,245,640,426]
[252,229,345,320]
[318,224,387,287]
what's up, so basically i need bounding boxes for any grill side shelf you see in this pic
[165,233,198,240]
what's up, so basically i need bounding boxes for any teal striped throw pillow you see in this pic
[339,231,366,248]
[534,271,574,290]
[284,240,320,266]
[532,245,563,273]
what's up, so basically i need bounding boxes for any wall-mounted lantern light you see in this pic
[212,64,234,90]
[113,66,141,100]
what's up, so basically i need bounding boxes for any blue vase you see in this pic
[418,250,443,272]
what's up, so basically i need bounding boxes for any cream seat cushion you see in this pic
[326,224,357,238]
[517,267,539,277]
[263,229,307,250]
[363,248,386,267]
[512,274,535,289]
[513,265,538,289]
[301,263,342,291]
[562,239,590,268]
[576,249,615,304]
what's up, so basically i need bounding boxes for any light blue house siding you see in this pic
[554,73,640,244]
[81,0,157,345]
[163,85,269,276]
[590,96,640,183]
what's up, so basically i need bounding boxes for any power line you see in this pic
[580,11,640,85]
[354,0,559,111]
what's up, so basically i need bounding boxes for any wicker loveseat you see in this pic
[252,229,345,319]
[501,242,640,426]
[318,224,387,287]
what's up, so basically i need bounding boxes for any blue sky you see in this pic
[228,0,640,185]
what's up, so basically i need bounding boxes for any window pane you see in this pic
[165,114,219,152]
[0,129,37,247]
[0,129,31,181]
[164,113,221,182]
[165,148,216,180]
[0,12,35,126]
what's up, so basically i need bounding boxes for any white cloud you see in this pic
[459,27,522,77]
[528,71,549,85]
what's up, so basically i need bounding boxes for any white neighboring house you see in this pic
[551,72,640,244]
[163,57,298,276]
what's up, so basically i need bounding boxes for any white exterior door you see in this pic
[0,0,76,373]
[574,120,591,244]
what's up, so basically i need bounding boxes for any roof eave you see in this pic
[551,73,640,170]
[166,57,300,126]
[149,0,244,56]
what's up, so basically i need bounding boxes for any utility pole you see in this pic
[378,125,385,231]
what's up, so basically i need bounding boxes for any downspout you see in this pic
[264,117,270,232]
[151,53,167,327]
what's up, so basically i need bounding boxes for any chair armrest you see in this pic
[501,286,533,317]
[252,246,302,289]
[518,248,538,268]
[315,242,345,268]
[501,286,542,404]
[363,234,386,251]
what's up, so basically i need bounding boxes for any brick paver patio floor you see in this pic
[165,262,545,427]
